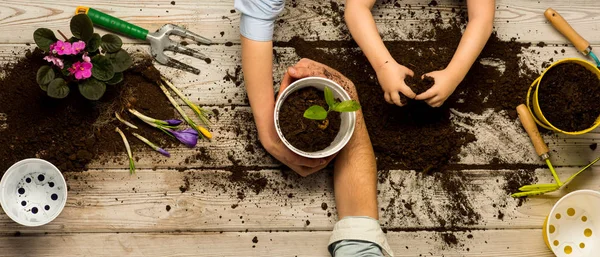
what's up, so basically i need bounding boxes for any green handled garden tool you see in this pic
[76,6,211,75]
[545,8,600,68]
[512,104,600,197]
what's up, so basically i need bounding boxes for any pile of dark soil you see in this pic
[0,49,177,174]
[276,7,536,171]
[538,62,600,132]
[279,87,341,152]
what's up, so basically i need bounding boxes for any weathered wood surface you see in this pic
[0,0,600,44]
[1,0,599,256]
[0,230,554,257]
[0,167,597,233]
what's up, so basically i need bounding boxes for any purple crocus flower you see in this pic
[169,128,198,148]
[165,119,183,126]
[157,148,171,157]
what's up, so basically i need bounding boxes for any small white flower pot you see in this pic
[274,77,356,158]
[1,159,67,226]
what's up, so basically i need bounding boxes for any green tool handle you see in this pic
[76,6,148,40]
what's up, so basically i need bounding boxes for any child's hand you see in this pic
[414,69,460,107]
[376,61,416,106]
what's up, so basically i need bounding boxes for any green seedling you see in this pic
[303,87,361,121]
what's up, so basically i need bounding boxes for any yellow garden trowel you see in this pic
[512,105,600,197]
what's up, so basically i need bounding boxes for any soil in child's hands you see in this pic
[279,87,341,152]
[400,75,436,104]
[538,62,600,132]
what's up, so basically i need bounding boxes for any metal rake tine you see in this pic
[168,24,212,45]
[164,56,201,75]
[166,43,209,61]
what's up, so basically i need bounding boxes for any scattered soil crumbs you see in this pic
[275,5,537,171]
[252,236,258,244]
[503,169,538,207]
[591,143,598,151]
[441,233,458,245]
[279,87,341,152]
[538,62,600,132]
[0,49,177,174]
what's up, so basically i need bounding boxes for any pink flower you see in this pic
[52,41,73,55]
[82,53,91,63]
[68,61,93,80]
[71,41,86,55]
[43,55,64,69]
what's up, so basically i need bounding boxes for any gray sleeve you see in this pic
[330,240,385,257]
[234,0,285,41]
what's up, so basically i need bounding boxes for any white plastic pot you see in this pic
[274,77,356,158]
[543,190,600,256]
[0,159,67,226]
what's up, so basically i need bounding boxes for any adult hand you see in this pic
[414,69,460,107]
[261,59,338,177]
[375,61,416,106]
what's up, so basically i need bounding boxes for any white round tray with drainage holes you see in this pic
[0,159,67,226]
[544,190,600,257]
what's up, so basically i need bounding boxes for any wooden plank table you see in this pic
[1,0,600,256]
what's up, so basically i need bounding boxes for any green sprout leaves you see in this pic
[332,100,361,112]
[47,78,70,99]
[303,87,361,121]
[304,105,328,120]
[33,28,58,52]
[79,78,106,100]
[70,14,94,41]
[101,34,123,53]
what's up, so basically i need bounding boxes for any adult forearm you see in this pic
[345,1,394,71]
[334,101,378,220]
[241,37,276,144]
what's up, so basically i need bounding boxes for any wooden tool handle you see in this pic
[544,8,590,53]
[517,104,549,157]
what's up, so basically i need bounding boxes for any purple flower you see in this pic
[71,41,86,55]
[157,148,171,157]
[165,119,183,126]
[68,61,93,80]
[52,41,73,55]
[43,55,64,69]
[169,128,198,148]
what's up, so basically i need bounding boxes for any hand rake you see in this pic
[76,6,211,75]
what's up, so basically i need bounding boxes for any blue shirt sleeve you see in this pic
[234,0,285,41]
[330,240,385,257]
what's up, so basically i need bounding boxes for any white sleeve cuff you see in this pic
[329,216,394,257]
[240,14,276,42]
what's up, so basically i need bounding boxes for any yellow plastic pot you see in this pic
[526,58,600,135]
